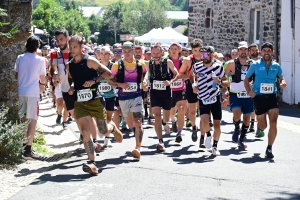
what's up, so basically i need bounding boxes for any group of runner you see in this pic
[17,27,287,175]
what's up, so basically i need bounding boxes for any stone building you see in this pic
[188,0,281,60]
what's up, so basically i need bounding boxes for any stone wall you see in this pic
[0,0,32,105]
[188,0,281,59]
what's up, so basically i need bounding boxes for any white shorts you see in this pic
[55,86,63,99]
[18,96,39,120]
[119,96,143,117]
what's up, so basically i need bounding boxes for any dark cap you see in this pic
[200,46,214,53]
[261,42,274,51]
[145,48,151,54]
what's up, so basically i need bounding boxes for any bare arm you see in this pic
[87,56,112,82]
[178,58,191,79]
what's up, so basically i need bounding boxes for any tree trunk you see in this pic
[0,0,32,106]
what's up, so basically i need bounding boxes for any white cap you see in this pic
[238,41,248,49]
[217,53,224,58]
[100,46,111,53]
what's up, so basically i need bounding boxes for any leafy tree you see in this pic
[0,8,18,38]
[88,14,103,34]
[183,26,188,36]
[121,0,171,35]
[63,9,91,37]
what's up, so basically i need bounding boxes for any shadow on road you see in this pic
[265,191,300,200]
[230,153,275,164]
[172,155,215,164]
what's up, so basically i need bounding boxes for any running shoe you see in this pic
[156,142,165,152]
[172,121,178,133]
[199,138,206,148]
[238,139,247,148]
[164,124,171,134]
[255,129,265,138]
[111,125,123,143]
[212,147,220,156]
[62,122,67,130]
[67,117,73,123]
[205,136,212,149]
[82,163,98,175]
[56,114,62,124]
[22,151,41,160]
[249,123,255,132]
[131,147,141,159]
[196,110,200,117]
[265,149,274,158]
[103,137,112,147]
[93,142,102,152]
[232,128,240,143]
[185,120,192,127]
[175,133,182,143]
[191,130,198,142]
[120,121,127,130]
[79,133,83,142]
[148,117,155,125]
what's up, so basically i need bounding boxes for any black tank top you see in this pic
[150,61,171,96]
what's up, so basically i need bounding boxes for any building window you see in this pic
[254,9,260,44]
[205,8,214,28]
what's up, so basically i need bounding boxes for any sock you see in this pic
[206,131,211,137]
[159,139,163,143]
[239,124,249,140]
[105,136,109,139]
[233,119,241,130]
[213,140,218,147]
[209,118,212,123]
[93,138,97,143]
[201,135,204,140]
[251,119,254,124]
[161,120,166,126]
[267,145,272,151]
[136,142,141,148]
[192,126,197,130]
[177,128,182,134]
[24,145,31,153]
[172,118,176,122]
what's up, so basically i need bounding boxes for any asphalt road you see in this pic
[10,107,300,200]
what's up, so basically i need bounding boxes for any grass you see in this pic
[32,128,53,156]
[75,0,132,7]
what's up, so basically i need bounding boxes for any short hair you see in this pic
[151,45,163,51]
[189,39,203,49]
[248,43,258,50]
[69,35,83,46]
[55,28,69,37]
[25,35,39,53]
[231,49,238,53]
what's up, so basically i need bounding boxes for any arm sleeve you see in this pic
[111,62,118,76]
[246,64,255,78]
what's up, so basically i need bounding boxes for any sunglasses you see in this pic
[201,52,210,58]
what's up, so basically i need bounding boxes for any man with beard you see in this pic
[244,42,287,158]
[144,45,178,151]
[192,46,227,155]
[134,45,143,60]
[224,41,254,148]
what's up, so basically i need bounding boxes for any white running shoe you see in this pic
[164,124,170,134]
[156,142,165,151]
[205,136,212,149]
[212,147,220,156]
[103,137,112,147]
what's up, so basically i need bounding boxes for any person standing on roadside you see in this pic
[39,29,49,49]
[15,35,46,160]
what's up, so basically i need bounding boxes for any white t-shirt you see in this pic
[14,52,46,97]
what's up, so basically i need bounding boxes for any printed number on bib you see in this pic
[123,82,138,92]
[153,80,166,90]
[98,83,112,92]
[260,83,274,94]
[77,89,93,102]
[202,96,217,105]
[171,79,183,89]
[237,91,250,98]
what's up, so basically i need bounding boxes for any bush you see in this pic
[0,105,28,165]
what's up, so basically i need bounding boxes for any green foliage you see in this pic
[170,0,188,11]
[88,14,103,34]
[0,8,18,38]
[0,105,28,165]
[172,19,188,28]
[183,26,188,36]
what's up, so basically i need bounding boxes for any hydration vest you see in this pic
[116,59,143,84]
[232,58,253,83]
[149,58,172,83]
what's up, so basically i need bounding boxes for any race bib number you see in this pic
[123,82,138,92]
[171,79,183,89]
[237,91,250,98]
[98,83,112,92]
[153,80,166,90]
[77,89,93,102]
[202,96,217,105]
[260,83,274,94]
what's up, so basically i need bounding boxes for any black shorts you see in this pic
[104,97,116,111]
[254,94,278,115]
[115,97,120,107]
[199,95,222,120]
[185,80,198,104]
[151,96,172,110]
[171,90,186,108]
[62,92,75,111]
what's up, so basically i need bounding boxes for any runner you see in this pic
[107,41,147,159]
[67,35,123,175]
[15,35,47,160]
[168,43,187,143]
[244,42,287,158]
[192,46,227,155]
[231,49,238,60]
[134,45,143,60]
[179,38,203,142]
[224,41,254,148]
[181,47,189,57]
[144,45,178,151]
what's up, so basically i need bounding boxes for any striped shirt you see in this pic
[192,59,225,100]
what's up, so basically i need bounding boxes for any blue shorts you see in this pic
[229,92,254,115]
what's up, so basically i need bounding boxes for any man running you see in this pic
[224,41,254,148]
[244,42,287,158]
[192,46,227,156]
[67,35,123,175]
[108,41,147,159]
[144,45,178,151]
[179,39,203,142]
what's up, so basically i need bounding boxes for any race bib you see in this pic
[152,80,166,90]
[171,79,183,89]
[202,96,217,105]
[123,82,138,92]
[260,83,274,94]
[237,91,250,98]
[98,83,112,92]
[77,89,93,102]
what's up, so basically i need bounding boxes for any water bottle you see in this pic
[212,71,217,88]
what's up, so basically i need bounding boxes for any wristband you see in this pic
[39,81,46,85]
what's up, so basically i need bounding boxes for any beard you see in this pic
[251,52,258,58]
[203,58,211,64]
[60,43,68,51]
[263,54,272,61]
[135,55,141,59]
[240,53,247,59]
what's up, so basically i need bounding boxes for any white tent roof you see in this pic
[134,27,188,44]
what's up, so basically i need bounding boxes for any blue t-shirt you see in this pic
[246,59,283,95]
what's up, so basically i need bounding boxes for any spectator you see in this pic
[50,36,56,49]
[39,29,49,49]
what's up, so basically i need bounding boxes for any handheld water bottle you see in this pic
[212,71,217,88]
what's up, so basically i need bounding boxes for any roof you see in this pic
[80,7,105,18]
[173,25,187,34]
[166,11,188,20]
